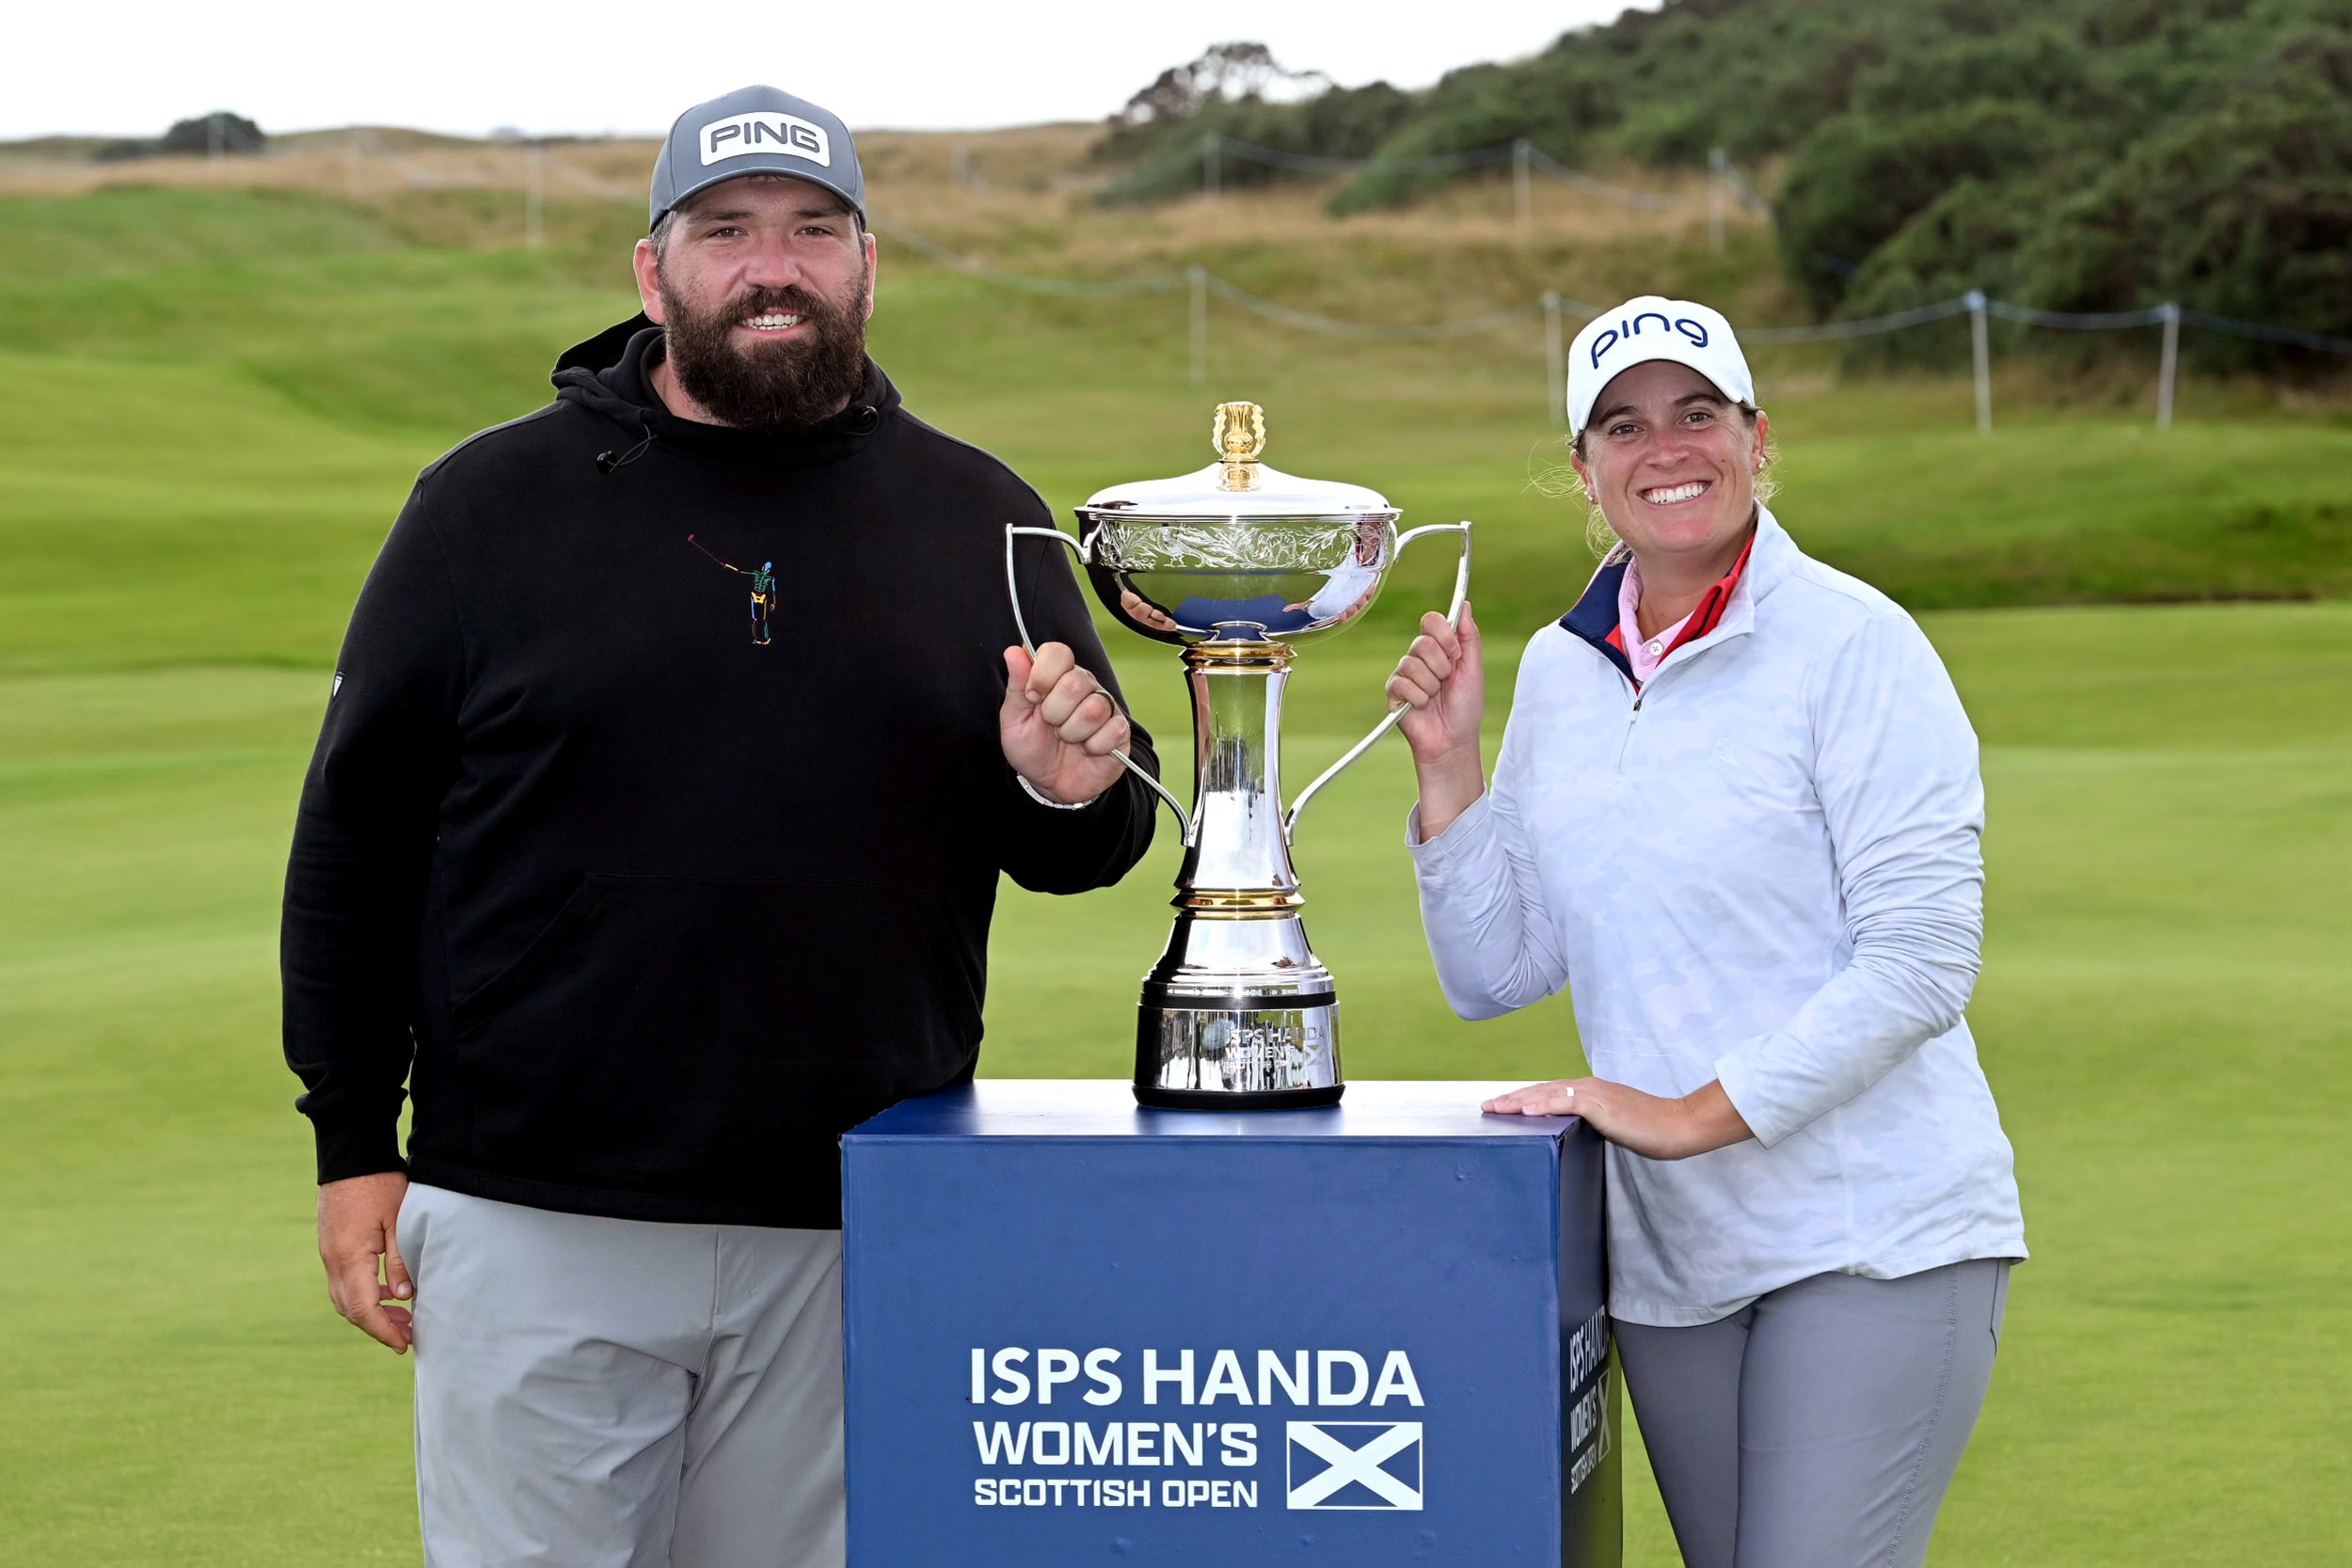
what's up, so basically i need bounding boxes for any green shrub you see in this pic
[2013,34,2352,368]
[1836,28,2352,372]
[1089,0,2352,368]
[1776,103,2058,314]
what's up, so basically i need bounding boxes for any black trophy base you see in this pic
[1132,1081,1347,1111]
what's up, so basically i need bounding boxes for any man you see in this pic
[281,85,1159,1567]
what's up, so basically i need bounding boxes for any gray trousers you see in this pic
[1616,1259,2011,1568]
[396,1183,846,1568]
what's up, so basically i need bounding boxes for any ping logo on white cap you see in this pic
[700,112,831,167]
[1587,309,1710,369]
[1566,294,1753,435]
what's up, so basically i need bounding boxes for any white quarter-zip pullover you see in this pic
[1408,508,2026,1325]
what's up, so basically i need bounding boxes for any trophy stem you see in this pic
[1135,639,1343,1108]
[1175,641,1300,909]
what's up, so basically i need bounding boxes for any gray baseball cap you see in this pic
[648,85,865,230]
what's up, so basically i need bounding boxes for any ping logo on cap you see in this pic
[700,112,831,167]
[1590,311,1710,369]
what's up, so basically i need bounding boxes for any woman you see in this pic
[1388,295,2025,1568]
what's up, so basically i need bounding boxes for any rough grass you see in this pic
[3,184,2347,686]
[1,178,2348,1565]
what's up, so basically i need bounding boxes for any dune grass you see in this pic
[1,180,2347,1564]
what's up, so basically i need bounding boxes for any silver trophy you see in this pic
[1007,402,1470,1108]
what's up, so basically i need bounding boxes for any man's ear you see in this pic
[632,238,667,325]
[861,230,879,323]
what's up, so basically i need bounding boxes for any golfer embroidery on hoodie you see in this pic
[687,535,775,646]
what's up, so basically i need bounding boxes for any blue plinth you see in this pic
[841,1080,1619,1566]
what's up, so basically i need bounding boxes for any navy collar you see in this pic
[1560,555,1635,687]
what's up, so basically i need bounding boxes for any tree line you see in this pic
[1094,1,2352,369]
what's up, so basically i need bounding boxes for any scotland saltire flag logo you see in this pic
[1284,1421,1423,1510]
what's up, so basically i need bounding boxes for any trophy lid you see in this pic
[1077,402,1396,521]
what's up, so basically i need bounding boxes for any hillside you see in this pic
[1093,0,2352,362]
[0,150,2346,686]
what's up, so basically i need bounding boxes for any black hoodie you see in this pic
[280,320,1159,1227]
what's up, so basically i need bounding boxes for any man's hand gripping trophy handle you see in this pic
[1003,527,1196,839]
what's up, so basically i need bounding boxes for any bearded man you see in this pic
[280,86,1159,1568]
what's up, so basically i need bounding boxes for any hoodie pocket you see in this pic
[448,872,980,1195]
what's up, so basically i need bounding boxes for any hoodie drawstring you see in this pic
[596,418,657,477]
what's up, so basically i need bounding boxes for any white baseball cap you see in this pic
[1566,295,1755,437]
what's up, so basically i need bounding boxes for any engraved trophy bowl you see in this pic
[1006,402,1471,1109]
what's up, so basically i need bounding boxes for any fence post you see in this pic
[1966,289,1992,435]
[1203,134,1221,202]
[1189,265,1209,388]
[1708,147,1726,253]
[524,145,545,250]
[2156,302,2180,431]
[1514,139,1533,235]
[1542,291,1565,428]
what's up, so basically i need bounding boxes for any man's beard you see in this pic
[659,270,870,432]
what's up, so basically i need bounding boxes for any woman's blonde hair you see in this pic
[1535,403,1779,560]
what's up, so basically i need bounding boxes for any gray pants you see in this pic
[397,1183,846,1568]
[1616,1259,2011,1568]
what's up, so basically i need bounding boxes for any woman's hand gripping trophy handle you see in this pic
[1387,601,1486,841]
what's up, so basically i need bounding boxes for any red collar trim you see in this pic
[1658,529,1755,663]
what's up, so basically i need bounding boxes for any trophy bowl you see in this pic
[1006,402,1470,1109]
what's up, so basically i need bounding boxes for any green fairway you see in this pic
[2,182,2348,1564]
[4,615,2346,1566]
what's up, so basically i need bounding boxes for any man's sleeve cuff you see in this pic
[311,1117,407,1186]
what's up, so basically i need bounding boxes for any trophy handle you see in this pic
[1004,526,1197,842]
[1282,520,1473,845]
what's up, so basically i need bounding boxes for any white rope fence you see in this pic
[869,217,2350,430]
[326,135,2352,431]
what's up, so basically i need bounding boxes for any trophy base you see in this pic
[1133,1081,1344,1111]
[1132,971,1343,1108]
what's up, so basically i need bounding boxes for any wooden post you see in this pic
[1708,147,1726,253]
[524,145,545,250]
[2156,302,2180,431]
[1543,292,1565,428]
[1189,265,1209,388]
[1967,290,1992,435]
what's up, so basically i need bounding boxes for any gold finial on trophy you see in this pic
[1212,402,1266,491]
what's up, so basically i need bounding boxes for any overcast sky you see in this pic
[5,0,1649,141]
